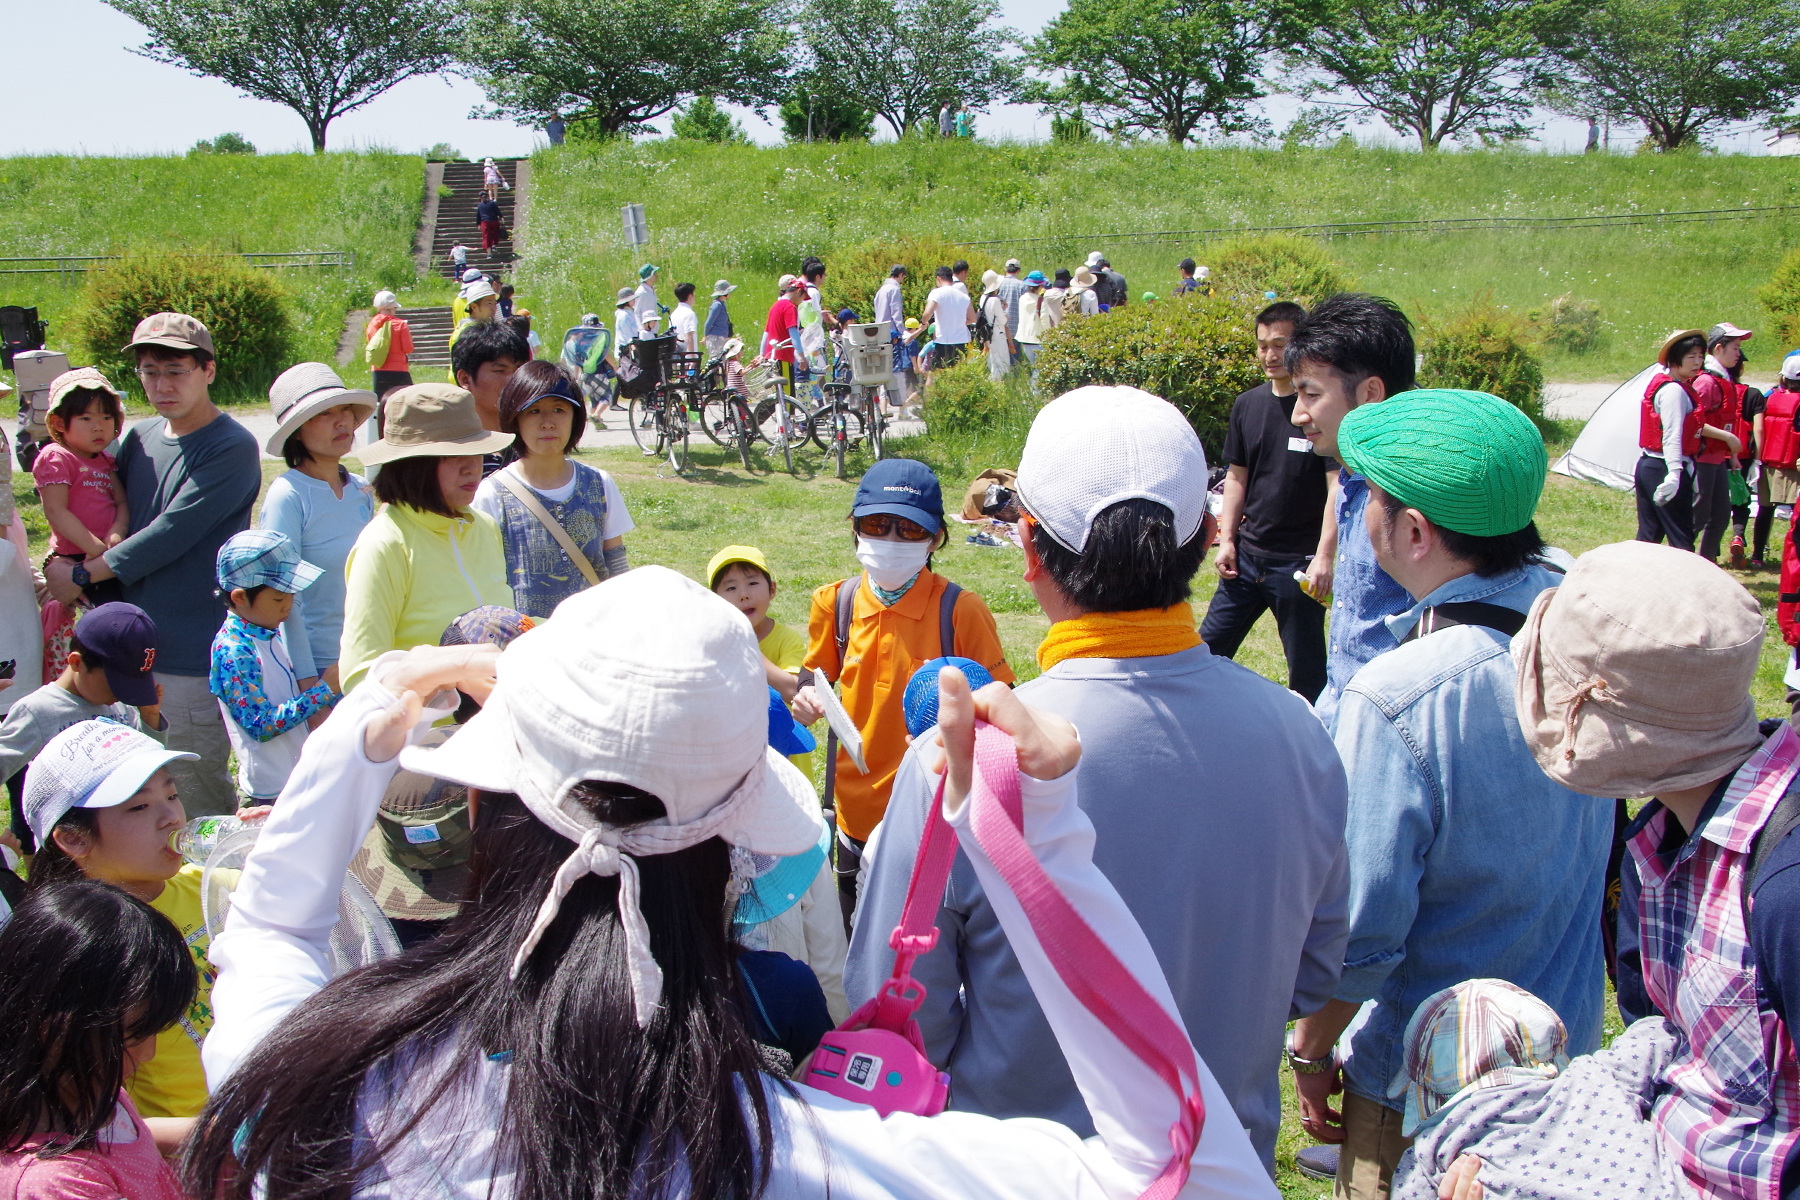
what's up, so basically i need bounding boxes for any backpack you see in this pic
[972,300,994,349]
[820,575,961,807]
[1060,288,1083,319]
[364,315,393,368]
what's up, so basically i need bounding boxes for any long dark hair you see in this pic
[0,880,197,1155]
[183,785,780,1200]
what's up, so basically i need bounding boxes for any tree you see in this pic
[1289,0,1581,150]
[671,96,751,142]
[188,132,257,156]
[105,0,461,153]
[1028,0,1319,146]
[800,0,1021,138]
[1543,0,1800,151]
[463,0,791,140]
[779,73,876,141]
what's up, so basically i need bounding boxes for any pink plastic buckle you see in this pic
[804,1026,950,1117]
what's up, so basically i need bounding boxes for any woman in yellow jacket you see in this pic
[339,384,515,691]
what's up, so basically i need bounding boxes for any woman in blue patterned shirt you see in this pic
[469,361,634,619]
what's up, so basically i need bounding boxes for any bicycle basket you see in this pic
[742,362,779,396]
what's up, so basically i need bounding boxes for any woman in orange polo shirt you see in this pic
[793,459,1015,927]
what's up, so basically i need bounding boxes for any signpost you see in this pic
[622,203,649,252]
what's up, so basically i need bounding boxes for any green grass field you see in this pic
[524,139,1800,382]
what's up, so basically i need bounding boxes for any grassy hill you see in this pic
[1,153,427,398]
[523,139,1800,381]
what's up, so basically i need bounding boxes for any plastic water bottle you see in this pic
[903,657,997,736]
[172,815,243,865]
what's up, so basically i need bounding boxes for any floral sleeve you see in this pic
[208,623,335,742]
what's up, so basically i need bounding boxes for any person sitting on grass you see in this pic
[470,361,634,619]
[25,719,206,1122]
[0,880,197,1196]
[208,529,341,806]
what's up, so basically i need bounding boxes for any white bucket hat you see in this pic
[402,566,823,1025]
[1016,386,1209,554]
[265,363,377,457]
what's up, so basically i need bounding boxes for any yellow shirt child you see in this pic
[709,546,812,777]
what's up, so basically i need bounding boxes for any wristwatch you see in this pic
[1286,1034,1334,1074]
[70,563,91,589]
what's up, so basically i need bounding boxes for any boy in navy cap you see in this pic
[209,529,341,803]
[0,602,167,852]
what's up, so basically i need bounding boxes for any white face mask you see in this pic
[855,536,933,591]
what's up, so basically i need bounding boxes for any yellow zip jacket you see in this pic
[340,502,513,691]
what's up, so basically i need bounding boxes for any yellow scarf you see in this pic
[1036,604,1202,672]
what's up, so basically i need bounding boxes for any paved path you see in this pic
[1542,375,1780,423]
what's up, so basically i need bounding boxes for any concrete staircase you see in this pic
[400,305,458,372]
[430,159,523,281]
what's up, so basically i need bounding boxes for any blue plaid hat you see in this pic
[216,529,322,594]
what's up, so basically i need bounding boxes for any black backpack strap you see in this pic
[1400,601,1527,644]
[823,576,860,809]
[938,581,961,659]
[1744,772,1800,934]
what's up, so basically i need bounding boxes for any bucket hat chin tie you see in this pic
[508,752,773,1028]
[1559,675,1610,763]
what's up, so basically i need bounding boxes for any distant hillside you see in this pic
[524,140,1800,380]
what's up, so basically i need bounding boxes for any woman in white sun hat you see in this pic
[190,567,1271,1200]
[260,363,377,699]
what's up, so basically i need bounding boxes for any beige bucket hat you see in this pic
[361,383,513,465]
[265,362,377,456]
[1514,540,1765,798]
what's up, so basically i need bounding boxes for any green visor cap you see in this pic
[1337,388,1547,537]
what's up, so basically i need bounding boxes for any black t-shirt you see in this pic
[1220,382,1330,560]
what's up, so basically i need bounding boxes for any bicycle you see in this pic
[810,382,872,480]
[743,361,810,475]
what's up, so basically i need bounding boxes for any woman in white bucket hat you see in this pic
[189,567,1269,1200]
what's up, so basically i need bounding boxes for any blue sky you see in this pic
[4,0,1775,157]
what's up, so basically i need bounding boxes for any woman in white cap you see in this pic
[189,568,1271,1200]
[337,385,515,692]
[364,291,414,408]
[260,364,377,701]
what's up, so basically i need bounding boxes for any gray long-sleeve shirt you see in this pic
[873,279,905,339]
[0,682,160,787]
[105,412,261,676]
[844,645,1350,1171]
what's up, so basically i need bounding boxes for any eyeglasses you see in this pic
[854,514,934,542]
[137,366,198,383]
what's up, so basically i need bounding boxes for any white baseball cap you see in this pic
[464,280,497,304]
[1015,386,1210,554]
[1086,251,1104,268]
[1785,351,1800,381]
[402,566,823,1023]
[25,720,196,844]
[461,268,483,284]
[372,290,399,309]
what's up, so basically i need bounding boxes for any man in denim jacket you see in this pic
[1288,389,1615,1200]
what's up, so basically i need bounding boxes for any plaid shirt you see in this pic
[1631,722,1800,1200]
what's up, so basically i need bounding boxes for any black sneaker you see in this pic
[1294,1144,1339,1180]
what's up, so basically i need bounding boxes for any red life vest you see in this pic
[1694,370,1749,464]
[1780,515,1800,647]
[1640,373,1703,457]
[1765,387,1800,470]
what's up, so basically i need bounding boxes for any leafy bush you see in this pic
[425,142,462,159]
[189,132,256,156]
[925,351,1017,434]
[1051,109,1093,143]
[1418,294,1545,423]
[64,251,297,400]
[1207,234,1354,310]
[1034,292,1264,452]
[1529,293,1605,354]
[1759,247,1800,346]
[671,97,750,144]
[824,236,1001,321]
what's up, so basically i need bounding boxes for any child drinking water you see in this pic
[24,719,210,1121]
[33,369,129,680]
[0,879,196,1197]
[209,530,341,804]
[471,360,634,618]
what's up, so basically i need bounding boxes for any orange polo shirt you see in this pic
[806,570,1015,842]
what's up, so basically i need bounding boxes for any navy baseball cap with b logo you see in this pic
[73,603,161,708]
[852,458,944,533]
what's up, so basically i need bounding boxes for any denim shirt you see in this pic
[1316,469,1411,729]
[1332,564,1614,1111]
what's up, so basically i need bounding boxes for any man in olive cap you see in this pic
[1288,389,1614,1200]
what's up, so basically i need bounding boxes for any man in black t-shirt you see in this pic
[1200,302,1334,701]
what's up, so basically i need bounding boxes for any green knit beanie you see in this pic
[1337,389,1547,536]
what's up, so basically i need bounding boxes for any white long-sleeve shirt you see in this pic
[873,279,905,340]
[204,669,1274,1200]
[1647,381,1695,468]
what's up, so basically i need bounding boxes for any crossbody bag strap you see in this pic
[938,581,961,659]
[858,775,960,1035]
[823,575,860,808]
[494,468,602,586]
[1401,600,1526,644]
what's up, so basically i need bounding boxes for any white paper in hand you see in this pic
[817,680,867,774]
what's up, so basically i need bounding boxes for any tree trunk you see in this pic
[307,114,329,154]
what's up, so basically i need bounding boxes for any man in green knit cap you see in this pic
[1285,389,1616,1200]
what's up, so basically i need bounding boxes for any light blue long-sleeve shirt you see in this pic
[845,645,1349,1171]
[261,467,375,678]
[1332,564,1613,1112]
[1315,469,1412,728]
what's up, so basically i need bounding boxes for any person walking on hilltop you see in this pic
[475,194,505,256]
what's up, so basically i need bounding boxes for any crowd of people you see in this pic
[0,279,1795,1200]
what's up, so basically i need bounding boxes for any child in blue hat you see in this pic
[208,530,341,804]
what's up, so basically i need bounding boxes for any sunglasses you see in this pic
[854,514,935,542]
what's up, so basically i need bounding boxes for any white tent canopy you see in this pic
[1551,364,1659,492]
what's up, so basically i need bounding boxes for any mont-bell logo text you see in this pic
[883,484,922,496]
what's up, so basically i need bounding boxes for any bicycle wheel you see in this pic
[812,385,852,452]
[697,390,733,447]
[666,401,690,473]
[733,400,754,470]
[760,388,802,474]
[627,396,658,456]
[834,408,848,479]
[866,391,886,460]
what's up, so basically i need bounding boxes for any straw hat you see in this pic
[1657,329,1706,367]
[265,362,377,456]
[361,384,514,465]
